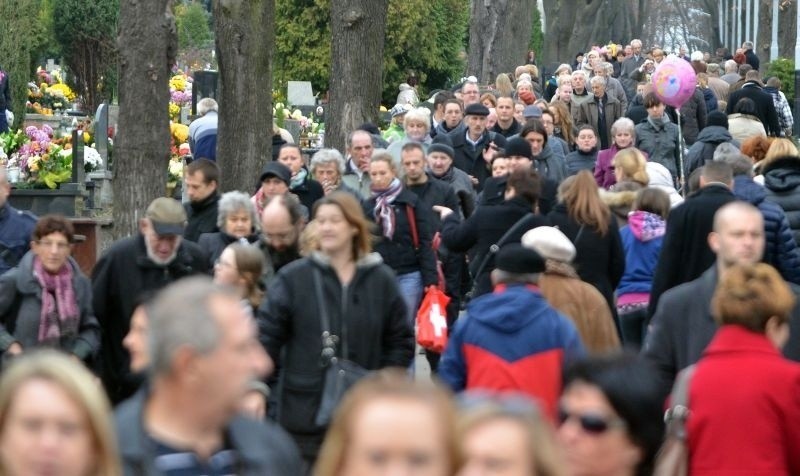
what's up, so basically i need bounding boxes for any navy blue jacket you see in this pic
[0,203,36,275]
[733,175,800,284]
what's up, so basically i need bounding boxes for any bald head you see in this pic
[710,202,765,270]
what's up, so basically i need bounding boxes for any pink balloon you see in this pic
[650,56,697,108]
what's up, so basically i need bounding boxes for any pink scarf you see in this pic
[33,257,79,345]
[371,178,403,239]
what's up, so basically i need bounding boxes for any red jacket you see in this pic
[688,325,800,475]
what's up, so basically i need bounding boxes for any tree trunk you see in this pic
[113,0,176,238]
[542,0,640,65]
[327,0,389,153]
[467,0,535,83]
[0,0,39,130]
[214,0,274,193]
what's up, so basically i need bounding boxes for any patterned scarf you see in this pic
[33,257,79,345]
[371,178,403,239]
[290,167,308,190]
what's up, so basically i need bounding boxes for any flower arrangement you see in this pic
[26,67,77,115]
[8,126,72,189]
[167,122,190,187]
[169,73,193,121]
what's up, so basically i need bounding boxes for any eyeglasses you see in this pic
[36,240,70,251]
[558,408,627,434]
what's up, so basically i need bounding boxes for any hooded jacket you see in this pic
[438,284,585,419]
[733,175,800,284]
[685,125,738,176]
[646,162,684,208]
[533,144,569,185]
[617,211,666,296]
[762,157,800,244]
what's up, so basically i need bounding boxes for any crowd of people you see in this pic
[0,38,798,475]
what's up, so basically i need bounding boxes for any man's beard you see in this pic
[266,242,300,271]
[146,238,179,266]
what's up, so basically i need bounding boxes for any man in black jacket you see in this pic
[647,162,736,320]
[726,70,781,136]
[183,158,220,242]
[0,66,10,133]
[92,197,208,403]
[643,202,800,399]
[116,277,302,475]
[449,103,507,191]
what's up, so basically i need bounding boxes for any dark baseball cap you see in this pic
[145,197,187,235]
[259,161,291,185]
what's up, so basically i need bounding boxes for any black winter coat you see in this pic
[441,197,548,297]
[647,184,736,320]
[91,235,208,403]
[678,88,707,145]
[259,254,414,458]
[364,188,439,286]
[406,177,459,231]
[480,174,558,216]
[547,203,625,313]
[116,389,303,476]
[290,170,325,212]
[762,157,800,244]
[183,193,220,242]
[448,128,507,191]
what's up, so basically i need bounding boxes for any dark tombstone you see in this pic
[94,103,109,169]
[71,128,85,185]
[191,71,219,116]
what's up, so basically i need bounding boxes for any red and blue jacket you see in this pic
[438,284,586,419]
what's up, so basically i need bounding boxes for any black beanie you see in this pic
[428,143,455,159]
[707,111,729,129]
[505,137,533,160]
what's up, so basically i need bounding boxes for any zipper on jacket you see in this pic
[340,283,349,360]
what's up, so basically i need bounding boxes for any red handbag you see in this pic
[416,286,450,353]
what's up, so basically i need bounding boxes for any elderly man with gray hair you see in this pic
[189,97,218,161]
[309,148,360,197]
[575,75,623,149]
[115,277,303,475]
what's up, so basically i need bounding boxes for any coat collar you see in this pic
[703,325,782,359]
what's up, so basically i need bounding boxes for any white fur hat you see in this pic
[521,226,576,263]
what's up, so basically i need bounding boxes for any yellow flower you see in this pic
[168,103,180,120]
[170,123,189,143]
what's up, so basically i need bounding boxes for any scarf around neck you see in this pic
[290,167,308,190]
[33,257,79,346]
[371,178,403,239]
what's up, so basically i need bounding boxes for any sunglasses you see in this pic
[558,408,627,434]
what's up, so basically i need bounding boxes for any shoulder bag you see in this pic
[653,365,696,476]
[313,267,369,427]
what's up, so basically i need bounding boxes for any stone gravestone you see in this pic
[287,81,315,106]
[192,71,219,116]
[94,104,108,168]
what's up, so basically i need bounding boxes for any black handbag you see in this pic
[313,267,369,427]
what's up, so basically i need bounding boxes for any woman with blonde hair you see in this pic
[594,117,640,189]
[685,263,800,474]
[763,137,799,164]
[548,171,625,316]
[314,369,457,476]
[458,394,565,476]
[0,350,121,476]
[262,192,414,465]
[494,73,514,97]
[612,148,649,188]
[212,242,265,312]
[549,100,574,147]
